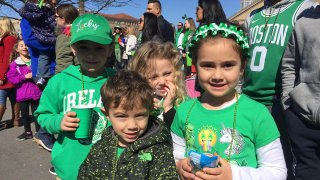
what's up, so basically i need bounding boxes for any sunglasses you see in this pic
[178,24,183,27]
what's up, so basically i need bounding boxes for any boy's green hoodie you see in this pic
[34,65,115,180]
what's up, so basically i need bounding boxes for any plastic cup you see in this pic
[188,150,218,173]
[72,105,94,139]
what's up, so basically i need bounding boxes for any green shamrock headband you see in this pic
[189,22,250,57]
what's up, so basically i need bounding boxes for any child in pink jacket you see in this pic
[7,39,42,141]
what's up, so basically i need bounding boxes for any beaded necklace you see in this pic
[185,92,239,161]
[79,67,111,105]
[79,68,87,105]
[259,5,282,48]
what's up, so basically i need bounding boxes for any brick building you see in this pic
[100,13,139,36]
[230,0,263,25]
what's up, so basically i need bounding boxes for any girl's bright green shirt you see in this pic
[34,65,115,180]
[171,95,280,167]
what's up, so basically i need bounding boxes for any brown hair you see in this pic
[9,39,24,63]
[56,4,79,24]
[185,17,197,32]
[101,70,154,112]
[129,41,186,106]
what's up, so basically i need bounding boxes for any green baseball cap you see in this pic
[70,14,112,45]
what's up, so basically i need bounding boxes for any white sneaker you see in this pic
[36,77,45,86]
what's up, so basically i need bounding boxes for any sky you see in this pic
[103,0,241,26]
[0,0,241,25]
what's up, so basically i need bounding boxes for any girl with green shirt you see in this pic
[171,22,287,180]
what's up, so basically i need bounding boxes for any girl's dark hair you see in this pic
[141,12,160,43]
[198,0,227,25]
[56,4,79,24]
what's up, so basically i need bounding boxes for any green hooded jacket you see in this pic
[34,65,115,180]
[78,119,179,180]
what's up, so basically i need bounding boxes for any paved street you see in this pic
[0,101,55,180]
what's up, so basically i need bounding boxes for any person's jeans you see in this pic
[0,88,17,106]
[0,89,7,105]
[285,108,320,180]
[267,99,294,180]
[37,52,51,78]
[114,48,121,63]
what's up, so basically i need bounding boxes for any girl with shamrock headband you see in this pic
[171,22,287,180]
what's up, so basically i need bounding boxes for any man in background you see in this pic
[146,0,174,43]
[175,22,184,48]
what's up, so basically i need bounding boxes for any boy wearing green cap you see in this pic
[34,14,115,180]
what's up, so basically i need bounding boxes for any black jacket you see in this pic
[157,15,174,43]
[78,119,178,180]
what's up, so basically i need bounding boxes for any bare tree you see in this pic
[79,0,85,15]
[0,0,134,19]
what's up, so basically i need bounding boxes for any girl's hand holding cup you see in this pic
[177,158,195,180]
[194,156,232,180]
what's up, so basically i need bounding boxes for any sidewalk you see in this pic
[0,102,55,179]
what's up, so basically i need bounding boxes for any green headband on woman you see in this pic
[189,22,250,57]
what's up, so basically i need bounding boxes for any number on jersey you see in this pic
[250,46,267,72]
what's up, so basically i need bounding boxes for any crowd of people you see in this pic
[0,0,319,179]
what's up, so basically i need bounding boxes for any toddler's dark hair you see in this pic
[101,70,154,112]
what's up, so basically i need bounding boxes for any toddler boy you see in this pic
[78,70,178,179]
